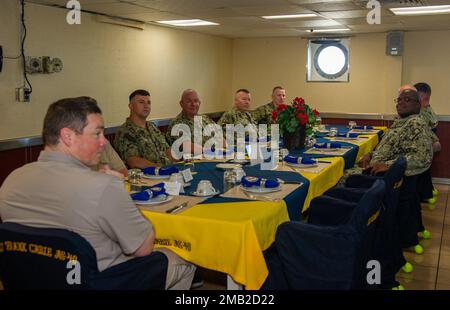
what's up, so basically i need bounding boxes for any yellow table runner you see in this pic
[141,199,289,290]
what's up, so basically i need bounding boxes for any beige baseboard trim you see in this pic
[432,178,450,185]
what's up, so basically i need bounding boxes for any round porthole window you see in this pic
[313,43,348,79]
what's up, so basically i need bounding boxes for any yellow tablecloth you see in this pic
[141,200,289,290]
[299,157,345,212]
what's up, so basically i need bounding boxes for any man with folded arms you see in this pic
[252,86,286,125]
[115,89,176,169]
[0,97,195,289]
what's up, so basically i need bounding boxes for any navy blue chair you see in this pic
[315,157,407,289]
[263,179,385,289]
[0,222,167,290]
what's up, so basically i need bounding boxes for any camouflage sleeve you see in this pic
[251,106,266,124]
[421,107,438,129]
[165,122,175,145]
[431,130,439,143]
[218,111,233,128]
[427,106,438,129]
[114,130,142,163]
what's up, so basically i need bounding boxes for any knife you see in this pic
[166,202,188,214]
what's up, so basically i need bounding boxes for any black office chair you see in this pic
[313,156,407,289]
[263,179,385,289]
[0,222,167,290]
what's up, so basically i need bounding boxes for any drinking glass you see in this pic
[223,169,237,193]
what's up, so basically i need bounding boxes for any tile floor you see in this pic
[197,183,450,290]
[397,183,450,290]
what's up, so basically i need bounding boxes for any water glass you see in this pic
[329,127,338,137]
[128,169,142,185]
[279,148,289,165]
[348,121,357,129]
[223,169,237,193]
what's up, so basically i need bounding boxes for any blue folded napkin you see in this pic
[241,176,279,188]
[283,155,317,165]
[353,125,373,130]
[313,142,342,149]
[131,183,166,201]
[142,166,178,176]
[337,132,359,138]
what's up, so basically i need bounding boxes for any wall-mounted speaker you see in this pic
[386,31,403,56]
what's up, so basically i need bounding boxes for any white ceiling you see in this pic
[28,0,450,38]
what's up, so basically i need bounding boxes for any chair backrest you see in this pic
[382,156,406,193]
[0,222,98,290]
[270,180,385,289]
[348,179,385,288]
[349,179,386,234]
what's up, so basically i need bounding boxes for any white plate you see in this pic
[350,130,377,134]
[286,162,318,168]
[240,185,281,193]
[191,189,220,197]
[216,163,242,170]
[229,159,249,164]
[134,195,174,206]
[142,174,171,180]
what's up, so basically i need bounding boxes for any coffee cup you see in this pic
[196,180,216,196]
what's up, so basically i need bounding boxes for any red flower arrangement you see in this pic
[272,97,319,136]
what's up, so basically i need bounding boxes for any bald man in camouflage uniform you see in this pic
[252,86,286,125]
[166,89,216,147]
[114,89,173,168]
[346,89,432,178]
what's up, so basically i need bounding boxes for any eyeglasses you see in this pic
[394,97,418,103]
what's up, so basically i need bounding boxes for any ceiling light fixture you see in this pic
[307,28,351,33]
[262,13,317,19]
[156,19,219,26]
[390,5,450,16]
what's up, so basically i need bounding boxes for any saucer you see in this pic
[191,189,220,197]
[216,163,242,170]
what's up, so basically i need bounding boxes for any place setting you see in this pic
[282,155,330,174]
[303,142,350,156]
[221,175,301,202]
[349,125,379,135]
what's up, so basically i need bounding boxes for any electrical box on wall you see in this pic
[26,56,63,74]
[16,87,31,103]
[386,31,404,56]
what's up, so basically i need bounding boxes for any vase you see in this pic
[283,126,306,150]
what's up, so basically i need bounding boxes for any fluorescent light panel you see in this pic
[156,19,219,26]
[262,13,317,19]
[390,5,450,16]
[308,28,350,33]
